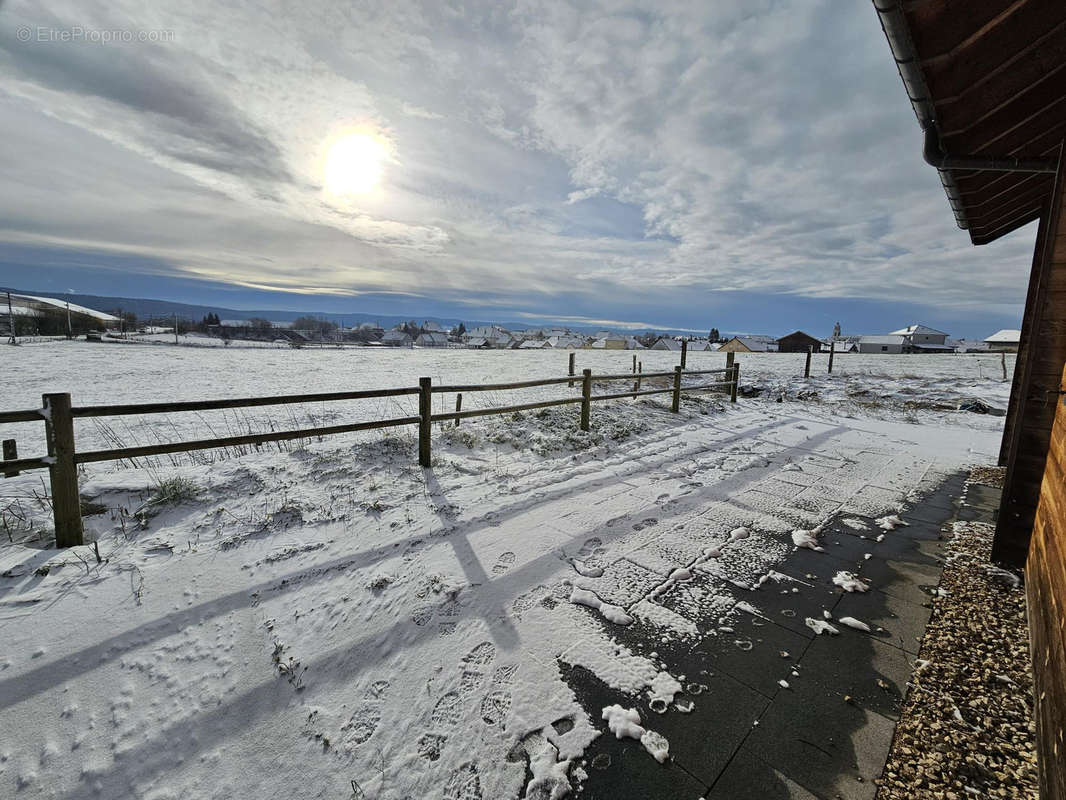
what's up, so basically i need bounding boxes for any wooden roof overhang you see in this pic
[874,0,1066,244]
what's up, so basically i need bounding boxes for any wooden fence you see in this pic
[0,361,739,548]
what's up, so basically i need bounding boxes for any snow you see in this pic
[0,344,1007,799]
[875,514,907,531]
[601,705,645,740]
[805,618,840,636]
[569,587,634,626]
[599,706,670,764]
[837,616,872,632]
[832,571,870,593]
[790,529,824,551]
[639,729,670,763]
[13,293,119,322]
[525,739,572,800]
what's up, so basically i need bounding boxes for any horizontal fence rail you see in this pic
[71,386,419,418]
[73,416,423,464]
[0,409,43,424]
[0,357,740,548]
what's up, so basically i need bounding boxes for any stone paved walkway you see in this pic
[570,472,969,800]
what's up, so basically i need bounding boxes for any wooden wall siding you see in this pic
[1027,362,1066,800]
[996,145,1066,567]
[1001,211,1054,467]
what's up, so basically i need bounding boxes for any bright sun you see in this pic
[323,133,388,195]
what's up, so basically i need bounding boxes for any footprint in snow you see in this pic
[442,763,482,800]
[491,551,516,575]
[479,690,512,725]
[577,537,602,554]
[511,585,547,619]
[341,679,390,747]
[479,663,517,725]
[419,642,497,761]
[431,692,462,728]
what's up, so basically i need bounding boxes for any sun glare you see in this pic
[323,132,388,195]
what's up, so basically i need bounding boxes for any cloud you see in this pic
[0,0,1037,331]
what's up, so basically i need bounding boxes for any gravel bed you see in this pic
[876,516,1037,799]
[968,465,1006,489]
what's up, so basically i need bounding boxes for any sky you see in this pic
[0,0,1038,338]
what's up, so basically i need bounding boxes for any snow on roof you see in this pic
[652,337,683,350]
[889,324,948,336]
[416,332,449,344]
[13,294,119,322]
[519,339,547,348]
[984,329,1021,343]
[733,337,771,352]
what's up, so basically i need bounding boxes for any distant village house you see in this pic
[984,329,1021,353]
[775,330,822,353]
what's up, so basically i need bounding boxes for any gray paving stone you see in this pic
[705,748,824,800]
[693,607,814,697]
[796,628,915,720]
[560,663,727,800]
[744,678,897,800]
[732,568,841,640]
[833,586,931,655]
[854,554,941,607]
[645,668,771,786]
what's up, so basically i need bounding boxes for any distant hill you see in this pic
[3,288,707,338]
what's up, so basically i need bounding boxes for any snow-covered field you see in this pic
[0,342,1010,799]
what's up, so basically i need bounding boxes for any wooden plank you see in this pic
[2,439,17,477]
[0,409,43,424]
[429,397,581,422]
[433,376,575,393]
[0,456,50,475]
[74,416,421,464]
[592,371,677,382]
[995,144,1065,566]
[590,387,675,404]
[580,370,591,431]
[43,393,83,548]
[418,378,431,468]
[71,386,419,417]
[1026,360,1066,798]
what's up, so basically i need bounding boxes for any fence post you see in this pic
[632,354,637,374]
[454,393,462,427]
[580,369,592,431]
[725,350,735,371]
[638,362,642,392]
[804,346,812,378]
[2,439,17,478]
[828,341,835,374]
[1001,351,1006,381]
[681,340,688,369]
[418,378,432,467]
[730,364,739,403]
[568,352,576,388]
[671,366,682,413]
[43,393,83,548]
